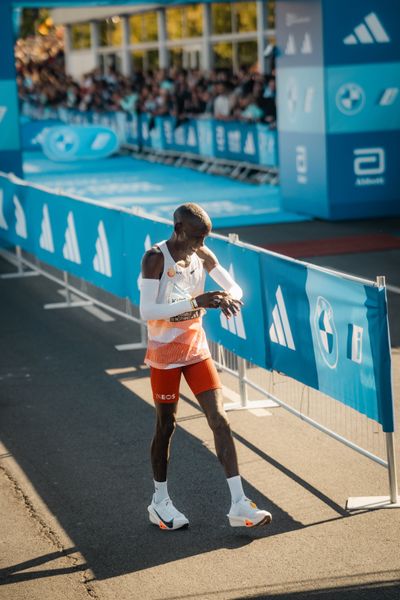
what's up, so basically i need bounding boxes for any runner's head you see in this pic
[173,203,212,251]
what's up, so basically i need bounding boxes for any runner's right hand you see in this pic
[195,290,228,309]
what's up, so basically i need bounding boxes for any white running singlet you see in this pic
[144,240,211,369]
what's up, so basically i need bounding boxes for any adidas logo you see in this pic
[93,220,112,277]
[63,211,81,264]
[269,286,295,350]
[285,33,312,55]
[39,204,54,253]
[343,12,390,45]
[0,107,7,124]
[14,194,27,239]
[137,234,152,289]
[220,265,246,339]
[0,190,8,230]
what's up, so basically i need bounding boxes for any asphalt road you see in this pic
[1,215,400,600]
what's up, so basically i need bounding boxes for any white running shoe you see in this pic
[228,497,272,528]
[148,495,189,531]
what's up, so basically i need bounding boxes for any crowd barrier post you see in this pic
[346,275,399,511]
[1,245,39,280]
[221,233,279,413]
[43,270,93,311]
[115,320,147,352]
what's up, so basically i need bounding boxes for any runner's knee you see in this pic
[156,414,177,438]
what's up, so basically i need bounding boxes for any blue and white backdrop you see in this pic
[0,171,395,432]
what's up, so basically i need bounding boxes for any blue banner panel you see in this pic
[42,125,120,161]
[197,119,215,156]
[327,63,400,134]
[323,0,400,66]
[277,66,326,133]
[260,252,318,386]
[21,119,64,152]
[260,250,395,430]
[305,268,394,431]
[0,174,126,296]
[275,0,323,68]
[204,238,268,368]
[278,132,329,218]
[326,130,400,219]
[213,121,260,163]
[0,80,21,152]
[122,213,173,306]
[256,126,278,167]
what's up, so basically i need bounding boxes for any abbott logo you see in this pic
[269,286,295,350]
[93,220,112,277]
[220,265,246,340]
[296,146,307,184]
[343,12,390,45]
[354,148,385,186]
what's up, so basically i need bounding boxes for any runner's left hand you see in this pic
[218,295,243,318]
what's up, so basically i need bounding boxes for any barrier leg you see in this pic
[115,321,147,351]
[224,357,279,412]
[1,245,40,279]
[346,432,400,510]
[44,271,93,310]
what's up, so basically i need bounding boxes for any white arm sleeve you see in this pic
[139,278,193,321]
[209,265,243,300]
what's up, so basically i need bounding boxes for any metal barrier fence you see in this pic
[1,243,398,511]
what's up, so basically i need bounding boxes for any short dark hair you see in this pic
[173,203,211,229]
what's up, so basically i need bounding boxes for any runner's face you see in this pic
[181,221,210,252]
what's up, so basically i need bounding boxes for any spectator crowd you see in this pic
[16,36,276,126]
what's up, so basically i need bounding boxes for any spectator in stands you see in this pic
[16,32,277,127]
[213,82,233,120]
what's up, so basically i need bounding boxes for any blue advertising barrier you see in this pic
[41,125,120,162]
[276,0,400,219]
[21,119,64,152]
[21,104,278,168]
[0,171,394,432]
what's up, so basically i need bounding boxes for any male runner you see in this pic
[140,203,272,530]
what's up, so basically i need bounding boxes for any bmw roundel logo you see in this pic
[313,296,338,369]
[336,83,365,116]
[46,127,80,158]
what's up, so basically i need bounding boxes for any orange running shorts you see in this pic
[150,358,221,403]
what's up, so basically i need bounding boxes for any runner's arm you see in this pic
[197,246,243,301]
[140,249,227,320]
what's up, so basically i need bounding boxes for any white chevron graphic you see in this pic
[14,194,27,239]
[379,87,398,106]
[301,33,312,54]
[39,204,54,253]
[285,34,296,55]
[137,233,152,289]
[93,220,112,277]
[220,265,246,339]
[343,12,390,45]
[269,286,295,350]
[0,190,8,230]
[244,133,255,155]
[62,212,81,264]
